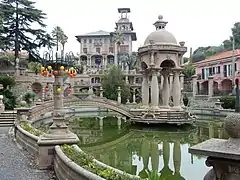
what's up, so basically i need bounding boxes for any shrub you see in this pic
[220,96,236,109]
[61,145,136,180]
[0,89,17,110]
[20,122,43,136]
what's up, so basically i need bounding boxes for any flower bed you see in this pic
[60,144,140,180]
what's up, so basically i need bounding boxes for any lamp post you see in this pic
[37,50,79,169]
[235,79,240,112]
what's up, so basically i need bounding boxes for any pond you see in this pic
[66,116,228,180]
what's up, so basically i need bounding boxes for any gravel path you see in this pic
[0,127,54,180]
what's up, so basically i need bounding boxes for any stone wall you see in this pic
[15,125,39,156]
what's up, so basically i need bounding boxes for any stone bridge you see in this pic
[21,95,134,121]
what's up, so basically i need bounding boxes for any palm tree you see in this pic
[52,26,64,51]
[59,33,68,53]
[111,31,124,64]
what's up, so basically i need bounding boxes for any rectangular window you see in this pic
[83,48,87,54]
[96,48,100,53]
[89,39,92,43]
[202,68,205,79]
[217,66,220,73]
[83,39,87,43]
[224,65,227,77]
[109,47,114,53]
[120,45,129,53]
[235,63,237,71]
[209,67,212,76]
[212,67,215,74]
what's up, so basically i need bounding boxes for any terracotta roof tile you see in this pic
[195,49,240,64]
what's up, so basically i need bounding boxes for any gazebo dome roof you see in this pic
[144,15,178,45]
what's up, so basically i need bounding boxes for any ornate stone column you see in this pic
[99,86,103,98]
[99,116,103,131]
[180,73,184,90]
[0,95,5,113]
[117,86,121,103]
[192,75,197,97]
[208,76,214,98]
[162,70,170,108]
[141,72,149,107]
[172,68,182,109]
[151,68,160,108]
[160,75,164,90]
[169,73,174,96]
[132,88,136,104]
[125,76,129,84]
[37,75,79,169]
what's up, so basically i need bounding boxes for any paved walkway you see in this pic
[0,127,53,180]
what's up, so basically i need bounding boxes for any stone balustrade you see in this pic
[189,113,240,180]
[15,125,39,156]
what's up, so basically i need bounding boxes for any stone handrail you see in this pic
[26,96,134,121]
[15,125,39,156]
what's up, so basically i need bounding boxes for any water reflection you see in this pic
[68,116,228,180]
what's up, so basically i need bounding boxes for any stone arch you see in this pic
[221,79,232,94]
[141,61,148,70]
[79,87,89,93]
[80,55,88,65]
[107,54,114,64]
[91,54,103,68]
[201,81,208,95]
[213,81,219,95]
[160,59,176,68]
[31,82,42,97]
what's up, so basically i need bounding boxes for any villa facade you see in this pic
[194,49,240,95]
[74,8,141,95]
[75,8,137,70]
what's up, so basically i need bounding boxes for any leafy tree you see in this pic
[0,0,53,63]
[28,61,41,75]
[0,75,16,89]
[120,52,140,72]
[183,65,195,79]
[102,65,130,103]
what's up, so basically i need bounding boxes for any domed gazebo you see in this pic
[138,15,187,110]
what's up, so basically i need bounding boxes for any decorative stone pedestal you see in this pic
[189,113,240,180]
[37,113,79,169]
[0,95,5,113]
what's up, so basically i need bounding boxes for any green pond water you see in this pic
[67,116,228,180]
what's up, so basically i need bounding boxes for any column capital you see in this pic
[172,68,183,73]
[192,74,197,79]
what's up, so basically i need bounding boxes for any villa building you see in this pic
[194,49,240,95]
[74,8,141,94]
[75,8,137,70]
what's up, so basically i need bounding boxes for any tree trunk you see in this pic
[117,43,120,65]
[14,1,19,67]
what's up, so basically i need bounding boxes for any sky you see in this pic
[34,0,240,57]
